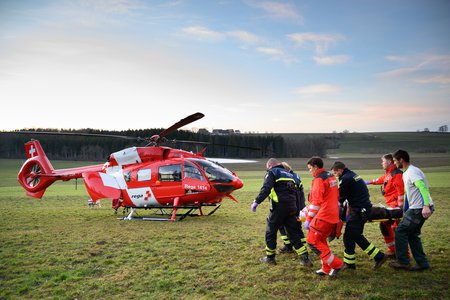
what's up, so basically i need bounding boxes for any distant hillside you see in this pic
[1,130,448,161]
[280,132,450,155]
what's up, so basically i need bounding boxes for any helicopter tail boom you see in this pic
[18,140,104,199]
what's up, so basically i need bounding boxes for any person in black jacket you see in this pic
[251,158,312,266]
[277,162,307,254]
[331,161,387,270]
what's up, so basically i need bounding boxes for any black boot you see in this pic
[279,244,294,254]
[299,253,313,267]
[260,256,276,265]
[373,253,388,269]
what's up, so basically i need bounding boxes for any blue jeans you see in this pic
[395,208,430,267]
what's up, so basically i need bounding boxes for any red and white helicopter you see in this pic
[17,113,245,221]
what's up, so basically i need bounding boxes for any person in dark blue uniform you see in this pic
[251,158,312,266]
[278,162,307,254]
[331,161,387,270]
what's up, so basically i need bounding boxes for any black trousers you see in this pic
[265,209,303,253]
[279,223,306,242]
[343,210,371,254]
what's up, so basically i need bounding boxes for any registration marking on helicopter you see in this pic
[184,183,208,191]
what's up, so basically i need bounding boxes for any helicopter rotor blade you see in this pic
[158,112,204,139]
[8,130,145,142]
[168,139,260,151]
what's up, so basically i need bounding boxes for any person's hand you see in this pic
[422,205,432,219]
[251,201,258,212]
[304,221,310,230]
[364,180,371,185]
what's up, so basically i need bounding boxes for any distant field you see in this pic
[1,158,449,299]
[281,131,450,155]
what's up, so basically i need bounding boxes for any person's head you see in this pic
[307,157,323,175]
[281,161,292,172]
[381,153,394,170]
[392,149,410,169]
[331,161,346,178]
[266,158,280,170]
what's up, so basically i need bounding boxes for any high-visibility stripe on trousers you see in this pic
[363,243,382,259]
[344,251,356,265]
[265,246,276,257]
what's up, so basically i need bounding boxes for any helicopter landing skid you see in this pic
[118,204,222,221]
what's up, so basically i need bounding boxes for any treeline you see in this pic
[0,129,331,161]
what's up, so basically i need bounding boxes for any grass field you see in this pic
[0,157,449,299]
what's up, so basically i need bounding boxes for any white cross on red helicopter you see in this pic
[16,113,245,221]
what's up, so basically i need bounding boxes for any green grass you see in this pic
[0,158,449,299]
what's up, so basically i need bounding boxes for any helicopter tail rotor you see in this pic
[18,140,57,198]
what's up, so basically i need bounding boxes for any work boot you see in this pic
[278,245,294,254]
[315,269,327,276]
[342,263,356,270]
[299,254,313,267]
[260,256,276,265]
[329,264,345,278]
[373,254,388,269]
[389,260,409,270]
[409,264,430,272]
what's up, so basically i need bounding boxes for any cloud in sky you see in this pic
[287,32,346,53]
[256,47,283,57]
[379,54,450,87]
[294,84,341,96]
[226,30,260,44]
[79,0,144,14]
[313,55,350,65]
[246,0,304,24]
[181,26,225,41]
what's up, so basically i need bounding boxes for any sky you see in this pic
[0,0,449,133]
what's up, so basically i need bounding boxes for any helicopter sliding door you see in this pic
[155,164,185,201]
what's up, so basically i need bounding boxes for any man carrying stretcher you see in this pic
[365,153,404,257]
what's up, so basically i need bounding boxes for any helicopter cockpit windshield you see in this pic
[188,158,234,183]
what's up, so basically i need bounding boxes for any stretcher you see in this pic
[367,206,403,222]
[299,205,403,223]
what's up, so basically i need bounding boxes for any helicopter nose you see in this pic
[234,177,244,190]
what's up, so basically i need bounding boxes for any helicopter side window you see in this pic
[158,164,182,182]
[137,168,151,181]
[184,162,205,181]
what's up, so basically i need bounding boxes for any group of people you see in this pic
[251,149,434,278]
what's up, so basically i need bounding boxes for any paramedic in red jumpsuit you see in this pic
[365,153,404,256]
[305,157,344,277]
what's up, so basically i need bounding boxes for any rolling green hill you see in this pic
[281,131,450,155]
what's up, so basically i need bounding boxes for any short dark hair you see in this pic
[382,153,393,162]
[307,157,323,168]
[393,149,410,163]
[331,161,346,171]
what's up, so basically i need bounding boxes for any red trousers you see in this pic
[307,218,343,273]
[380,219,399,253]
